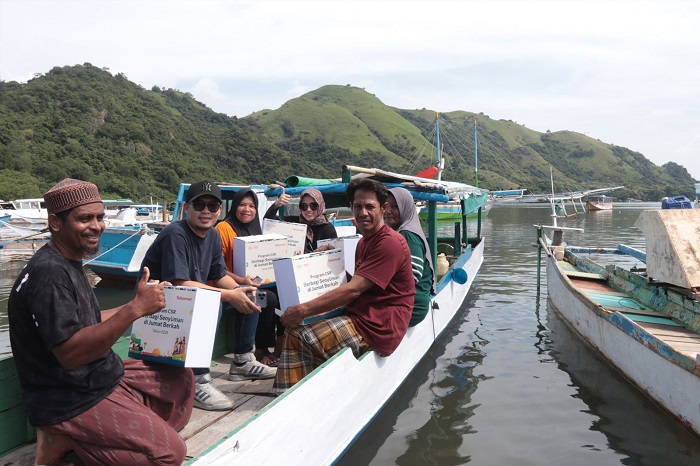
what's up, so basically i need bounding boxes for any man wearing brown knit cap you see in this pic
[8,178,194,466]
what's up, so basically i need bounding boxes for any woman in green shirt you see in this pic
[384,187,436,326]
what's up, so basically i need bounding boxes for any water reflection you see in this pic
[337,295,487,466]
[544,302,700,464]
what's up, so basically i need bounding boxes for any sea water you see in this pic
[2,203,700,464]
[337,203,700,465]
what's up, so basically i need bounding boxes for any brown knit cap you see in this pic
[44,178,102,214]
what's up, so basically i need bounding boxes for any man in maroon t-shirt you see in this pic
[273,178,415,394]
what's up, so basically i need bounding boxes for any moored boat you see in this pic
[661,195,693,209]
[185,164,486,464]
[0,198,48,224]
[1,165,486,464]
[418,197,491,221]
[535,209,700,438]
[586,195,613,211]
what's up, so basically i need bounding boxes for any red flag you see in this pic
[414,166,438,179]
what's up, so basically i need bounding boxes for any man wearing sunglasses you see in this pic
[140,180,262,411]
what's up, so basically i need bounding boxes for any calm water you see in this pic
[338,203,700,465]
[2,204,700,464]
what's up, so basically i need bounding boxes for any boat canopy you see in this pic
[265,165,487,209]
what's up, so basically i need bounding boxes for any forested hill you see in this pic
[0,64,315,201]
[0,64,695,202]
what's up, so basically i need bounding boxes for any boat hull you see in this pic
[419,201,491,220]
[586,201,612,211]
[84,227,157,280]
[189,238,485,465]
[546,254,700,437]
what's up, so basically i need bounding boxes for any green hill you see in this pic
[0,65,695,202]
[0,64,314,201]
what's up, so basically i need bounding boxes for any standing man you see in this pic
[9,178,194,466]
[273,178,415,394]
[140,180,276,411]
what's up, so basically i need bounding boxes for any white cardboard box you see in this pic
[273,249,347,324]
[233,233,289,284]
[128,286,220,367]
[262,218,307,256]
[316,234,362,275]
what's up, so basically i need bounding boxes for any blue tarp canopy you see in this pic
[265,166,487,208]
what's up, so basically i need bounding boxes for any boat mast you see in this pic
[549,166,558,227]
[436,112,443,181]
[473,118,479,188]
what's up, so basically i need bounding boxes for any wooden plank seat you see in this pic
[0,355,276,465]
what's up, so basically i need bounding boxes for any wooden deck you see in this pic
[568,273,700,363]
[0,355,275,465]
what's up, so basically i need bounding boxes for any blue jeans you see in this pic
[192,304,259,377]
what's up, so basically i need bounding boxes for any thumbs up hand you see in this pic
[275,187,292,209]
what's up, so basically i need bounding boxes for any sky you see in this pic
[1,0,699,180]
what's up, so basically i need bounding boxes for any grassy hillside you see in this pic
[250,85,434,173]
[0,67,695,202]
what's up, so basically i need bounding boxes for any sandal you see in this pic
[255,349,279,367]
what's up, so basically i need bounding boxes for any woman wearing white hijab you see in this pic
[384,187,436,326]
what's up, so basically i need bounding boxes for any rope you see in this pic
[0,224,49,244]
[83,227,151,265]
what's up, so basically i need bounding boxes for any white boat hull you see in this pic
[546,255,700,437]
[190,238,485,465]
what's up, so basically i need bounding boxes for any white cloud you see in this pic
[1,0,699,178]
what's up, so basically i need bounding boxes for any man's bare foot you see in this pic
[34,428,74,466]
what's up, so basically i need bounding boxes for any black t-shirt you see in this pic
[139,219,227,283]
[8,245,123,426]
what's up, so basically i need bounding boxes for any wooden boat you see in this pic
[586,195,613,211]
[661,195,693,209]
[2,164,486,464]
[535,209,700,438]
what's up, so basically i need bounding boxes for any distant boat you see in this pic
[418,199,491,220]
[661,195,693,209]
[0,198,47,223]
[586,195,613,211]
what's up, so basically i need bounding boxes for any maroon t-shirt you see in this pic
[349,224,415,356]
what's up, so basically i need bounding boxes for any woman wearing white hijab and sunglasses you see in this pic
[264,187,338,253]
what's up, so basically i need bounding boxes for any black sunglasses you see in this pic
[299,202,319,211]
[191,201,221,212]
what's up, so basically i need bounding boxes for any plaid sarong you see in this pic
[40,359,194,466]
[273,314,369,394]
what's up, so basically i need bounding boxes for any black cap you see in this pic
[186,181,222,203]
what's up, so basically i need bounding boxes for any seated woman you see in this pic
[384,187,436,326]
[216,189,281,367]
[264,187,338,253]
